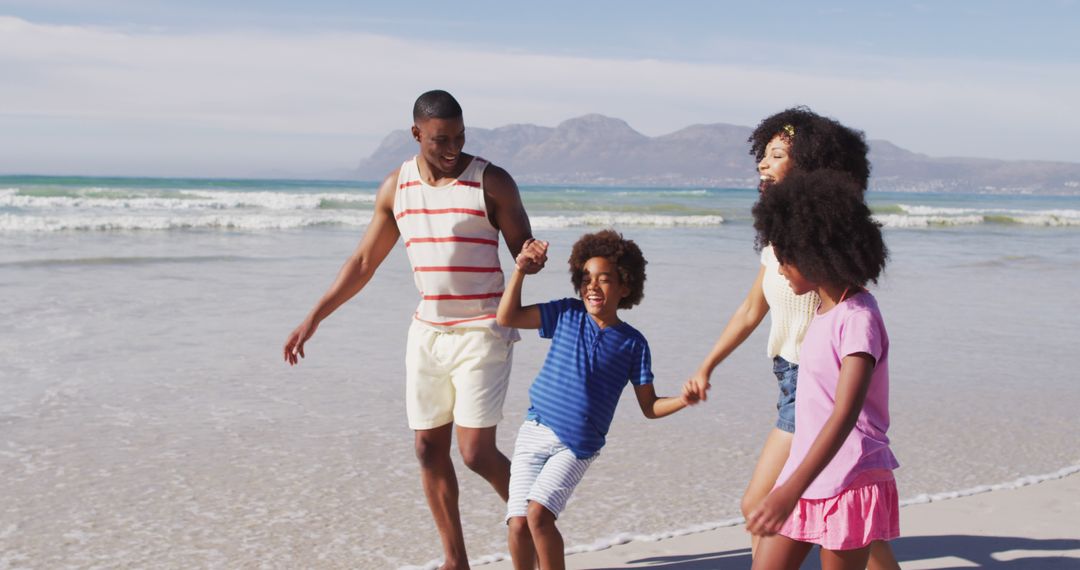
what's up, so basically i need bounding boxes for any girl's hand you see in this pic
[745,486,798,536]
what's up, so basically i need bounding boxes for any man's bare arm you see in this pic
[484,164,545,273]
[283,171,401,365]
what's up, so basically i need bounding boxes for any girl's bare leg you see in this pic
[751,534,813,570]
[820,544,872,570]
[868,540,901,570]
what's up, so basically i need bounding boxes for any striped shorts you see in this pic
[506,420,598,522]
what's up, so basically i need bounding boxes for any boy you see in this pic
[496,230,693,569]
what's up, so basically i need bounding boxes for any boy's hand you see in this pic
[516,239,549,274]
[683,370,712,403]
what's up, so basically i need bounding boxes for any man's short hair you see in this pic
[413,90,463,122]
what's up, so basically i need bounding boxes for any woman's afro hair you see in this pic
[749,106,871,192]
[568,229,647,309]
[753,170,887,288]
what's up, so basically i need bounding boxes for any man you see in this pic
[283,90,543,569]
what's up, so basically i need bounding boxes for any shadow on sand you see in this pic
[583,534,1080,569]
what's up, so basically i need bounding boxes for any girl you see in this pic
[746,170,897,570]
[683,107,898,566]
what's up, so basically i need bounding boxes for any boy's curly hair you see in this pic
[749,107,871,191]
[753,170,888,288]
[568,229,647,309]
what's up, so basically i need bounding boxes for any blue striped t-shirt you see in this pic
[526,298,654,459]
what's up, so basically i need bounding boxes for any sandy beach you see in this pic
[480,468,1080,569]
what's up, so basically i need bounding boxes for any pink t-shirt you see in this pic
[775,291,899,499]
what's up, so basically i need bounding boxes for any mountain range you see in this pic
[356,114,1080,194]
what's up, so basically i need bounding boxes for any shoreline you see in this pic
[427,464,1080,570]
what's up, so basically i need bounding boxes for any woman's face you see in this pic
[757,134,794,193]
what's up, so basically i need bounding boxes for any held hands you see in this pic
[681,370,712,405]
[745,485,798,536]
[679,391,701,406]
[283,318,318,366]
[516,239,549,275]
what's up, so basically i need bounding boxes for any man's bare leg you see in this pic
[416,424,468,570]
[457,425,511,501]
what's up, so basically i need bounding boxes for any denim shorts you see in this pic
[772,356,798,433]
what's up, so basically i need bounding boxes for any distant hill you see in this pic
[356,114,1080,194]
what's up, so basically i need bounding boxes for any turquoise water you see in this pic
[2,175,1079,235]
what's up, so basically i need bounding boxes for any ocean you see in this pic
[2,175,1079,568]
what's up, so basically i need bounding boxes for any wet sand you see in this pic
[480,469,1080,569]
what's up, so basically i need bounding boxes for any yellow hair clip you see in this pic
[782,124,796,138]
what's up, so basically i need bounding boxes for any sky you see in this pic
[2,0,1078,178]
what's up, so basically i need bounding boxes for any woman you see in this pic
[683,107,898,569]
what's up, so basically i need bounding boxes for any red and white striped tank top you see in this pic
[393,156,517,340]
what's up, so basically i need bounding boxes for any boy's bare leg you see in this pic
[868,540,901,570]
[741,427,795,556]
[415,424,468,570]
[457,425,511,501]
[526,502,565,570]
[751,534,813,570]
[507,516,537,570]
[820,544,872,570]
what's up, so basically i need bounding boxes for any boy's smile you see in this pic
[579,256,628,327]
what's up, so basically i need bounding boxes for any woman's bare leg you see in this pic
[741,427,795,557]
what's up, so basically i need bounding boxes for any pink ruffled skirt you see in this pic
[778,469,899,551]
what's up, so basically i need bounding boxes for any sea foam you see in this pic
[878,204,1080,227]
[0,188,376,211]
[531,214,725,228]
[0,212,374,232]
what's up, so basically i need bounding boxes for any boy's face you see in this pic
[778,261,815,295]
[579,256,629,322]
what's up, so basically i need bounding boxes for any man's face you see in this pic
[412,116,466,175]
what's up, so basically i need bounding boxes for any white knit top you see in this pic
[760,245,820,363]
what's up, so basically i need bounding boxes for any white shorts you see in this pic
[506,420,598,521]
[405,321,514,430]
